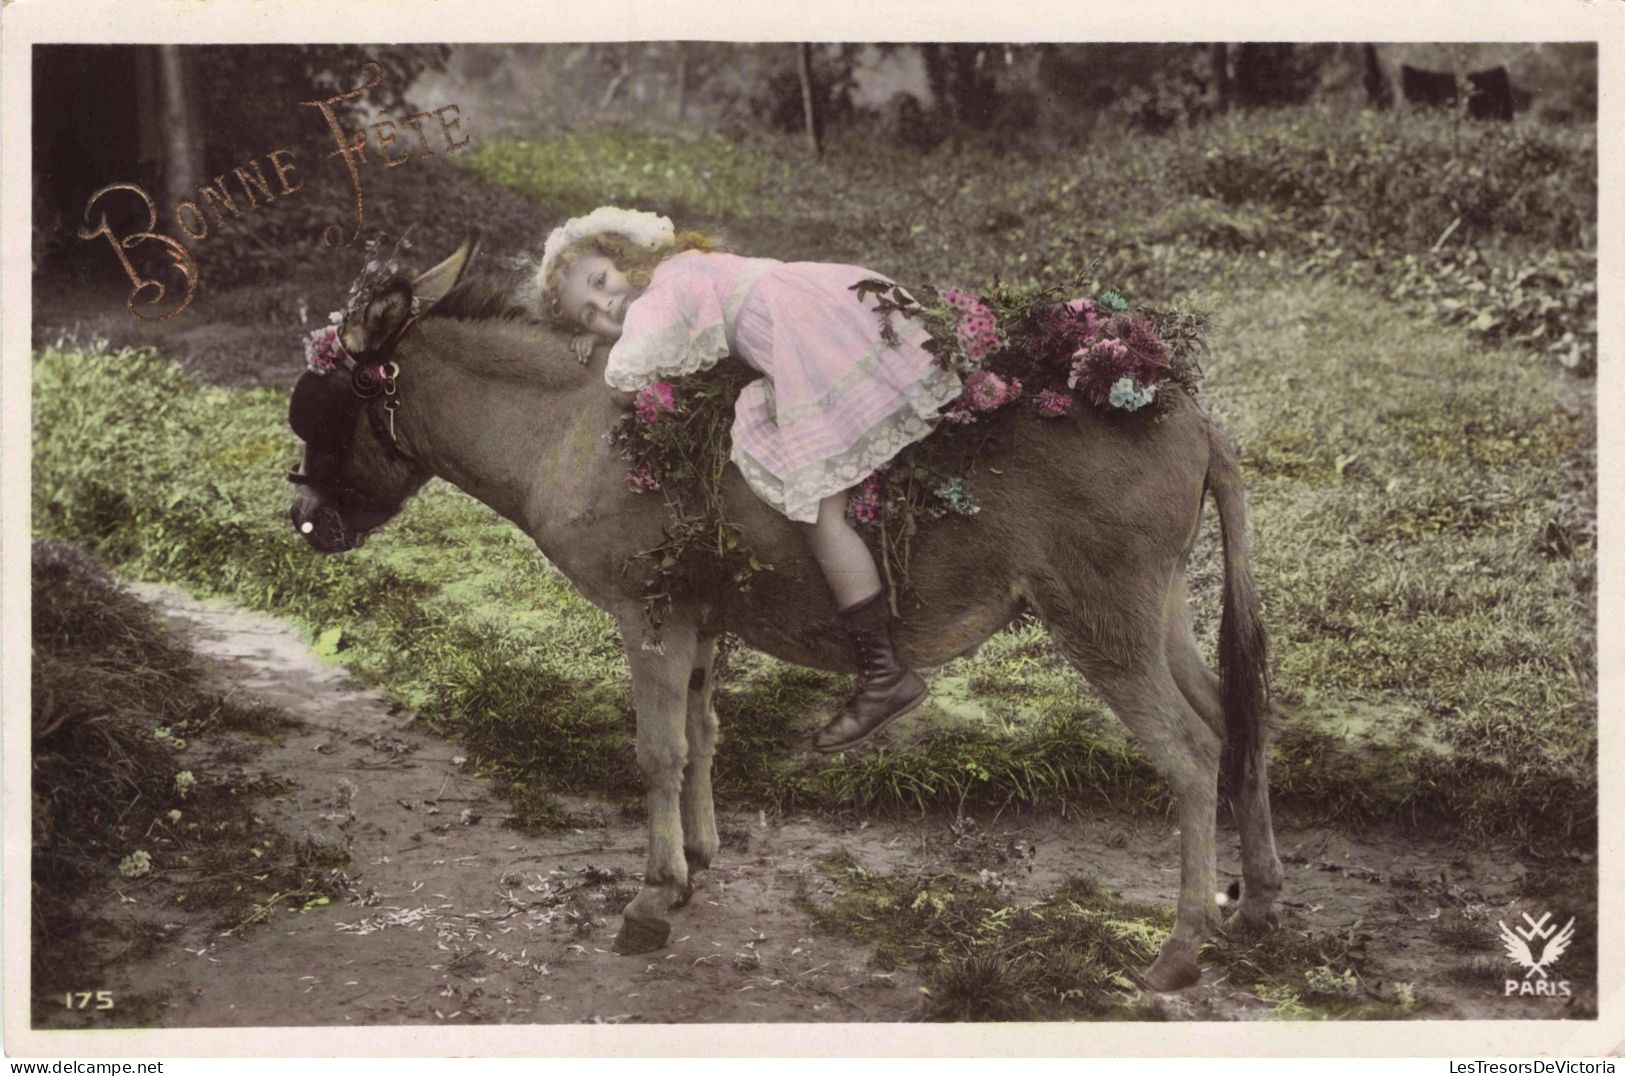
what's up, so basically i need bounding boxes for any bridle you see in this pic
[287,311,421,496]
[358,314,419,465]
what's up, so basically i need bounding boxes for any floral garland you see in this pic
[609,360,766,634]
[610,275,1209,628]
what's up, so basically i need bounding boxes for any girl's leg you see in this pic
[803,489,928,752]
[804,491,882,609]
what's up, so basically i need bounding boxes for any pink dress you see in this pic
[605,250,963,523]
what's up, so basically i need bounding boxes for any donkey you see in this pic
[287,237,1283,992]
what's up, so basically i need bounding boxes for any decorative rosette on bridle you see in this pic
[349,359,392,398]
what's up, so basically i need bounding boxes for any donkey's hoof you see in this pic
[671,878,695,909]
[1223,905,1280,935]
[685,845,714,872]
[612,914,671,955]
[1138,943,1202,993]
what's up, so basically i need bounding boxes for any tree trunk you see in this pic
[155,45,203,211]
[1211,44,1232,113]
[1363,43,1394,109]
[675,43,688,123]
[599,44,632,110]
[796,43,823,157]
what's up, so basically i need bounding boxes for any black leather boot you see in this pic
[812,592,928,752]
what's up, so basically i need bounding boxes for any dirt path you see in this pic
[39,586,1596,1027]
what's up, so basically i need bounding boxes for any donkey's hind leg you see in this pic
[1045,602,1221,992]
[613,617,700,955]
[1165,580,1282,933]
[677,632,722,903]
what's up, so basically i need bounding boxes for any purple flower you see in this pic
[304,325,343,375]
[1033,389,1072,418]
[635,381,677,425]
[1069,338,1131,390]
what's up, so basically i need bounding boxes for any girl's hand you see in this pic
[570,333,596,365]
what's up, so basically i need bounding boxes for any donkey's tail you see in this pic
[1206,422,1271,805]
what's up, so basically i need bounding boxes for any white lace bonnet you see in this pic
[537,206,676,298]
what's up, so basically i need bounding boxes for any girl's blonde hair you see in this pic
[542,231,717,326]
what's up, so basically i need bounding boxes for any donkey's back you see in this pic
[712,393,1213,675]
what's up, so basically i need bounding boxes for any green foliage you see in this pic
[461,131,775,221]
[1176,110,1594,251]
[1380,248,1597,374]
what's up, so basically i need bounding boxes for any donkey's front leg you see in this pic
[612,620,699,956]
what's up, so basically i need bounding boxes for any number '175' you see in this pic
[64,991,114,1010]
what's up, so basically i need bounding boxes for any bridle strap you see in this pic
[363,315,420,464]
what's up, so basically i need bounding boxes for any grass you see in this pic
[800,850,1416,1021]
[30,540,350,1024]
[31,106,1595,852]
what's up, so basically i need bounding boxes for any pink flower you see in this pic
[941,405,978,425]
[304,325,343,374]
[635,380,677,425]
[848,473,885,524]
[964,369,1022,413]
[1033,389,1072,418]
[950,293,1001,361]
[627,464,661,493]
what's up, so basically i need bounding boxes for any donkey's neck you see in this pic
[394,316,613,538]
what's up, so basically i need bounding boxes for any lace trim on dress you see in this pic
[729,362,964,523]
[604,321,731,391]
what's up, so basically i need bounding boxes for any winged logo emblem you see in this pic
[1498,911,1576,979]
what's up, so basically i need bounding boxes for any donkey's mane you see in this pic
[429,276,544,325]
[410,273,586,386]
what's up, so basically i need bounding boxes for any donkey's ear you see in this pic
[412,231,481,313]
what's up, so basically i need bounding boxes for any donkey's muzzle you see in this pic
[289,491,359,553]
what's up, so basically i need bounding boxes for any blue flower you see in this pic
[1108,377,1158,412]
[934,477,980,516]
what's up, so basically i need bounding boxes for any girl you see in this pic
[538,206,962,753]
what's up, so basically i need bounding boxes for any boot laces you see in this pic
[851,631,883,677]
